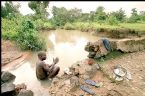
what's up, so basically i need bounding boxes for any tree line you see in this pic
[2,1,145,26]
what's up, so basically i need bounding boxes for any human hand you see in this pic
[53,57,59,64]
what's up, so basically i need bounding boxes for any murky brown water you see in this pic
[3,30,101,96]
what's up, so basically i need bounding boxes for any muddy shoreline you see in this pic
[2,32,145,96]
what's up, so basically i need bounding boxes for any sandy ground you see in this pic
[72,50,145,96]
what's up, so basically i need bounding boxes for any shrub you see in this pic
[73,22,91,32]
[16,19,46,51]
[107,16,119,25]
[64,22,75,30]
[1,18,20,40]
[33,19,44,30]
[43,22,56,30]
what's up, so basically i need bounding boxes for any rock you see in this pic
[15,83,27,95]
[70,76,80,91]
[78,68,85,75]
[84,42,95,52]
[87,52,96,58]
[1,71,16,83]
[74,68,80,76]
[85,39,110,59]
[52,78,60,85]
[94,40,109,56]
[82,74,90,79]
[86,59,94,65]
[110,40,118,51]
[17,89,34,96]
[94,54,101,59]
[1,82,16,96]
[116,37,145,52]
[85,64,98,78]
[95,64,101,70]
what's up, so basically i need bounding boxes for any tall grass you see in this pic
[62,22,145,36]
[33,19,56,30]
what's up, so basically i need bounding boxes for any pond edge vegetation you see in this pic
[2,1,145,51]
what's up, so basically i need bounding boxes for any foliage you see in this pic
[120,23,145,31]
[2,18,19,40]
[2,3,145,52]
[64,23,75,30]
[28,1,49,20]
[16,19,46,51]
[109,8,126,22]
[94,6,107,23]
[51,6,82,26]
[43,22,56,30]
[107,15,119,25]
[1,1,21,19]
[139,11,145,21]
[128,8,140,23]
[95,50,124,62]
[2,17,46,51]
[33,19,55,30]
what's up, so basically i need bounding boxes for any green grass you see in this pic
[95,50,125,62]
[120,23,145,32]
[70,22,145,33]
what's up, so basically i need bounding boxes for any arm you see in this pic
[41,62,50,73]
[49,57,59,72]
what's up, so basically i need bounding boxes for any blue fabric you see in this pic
[102,38,111,51]
[80,85,96,95]
[85,79,96,86]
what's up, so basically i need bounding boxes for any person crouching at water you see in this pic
[36,51,60,80]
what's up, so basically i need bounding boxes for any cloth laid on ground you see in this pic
[85,79,103,87]
[80,85,96,95]
[102,38,112,51]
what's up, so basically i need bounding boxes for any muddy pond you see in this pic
[3,30,102,96]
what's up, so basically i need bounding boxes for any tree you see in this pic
[107,15,119,25]
[116,8,126,22]
[131,8,137,16]
[51,6,82,26]
[79,13,90,22]
[89,11,95,22]
[28,1,49,20]
[51,6,68,26]
[1,1,21,19]
[94,6,107,24]
[128,8,140,23]
[108,8,126,22]
[139,11,145,22]
[69,8,82,22]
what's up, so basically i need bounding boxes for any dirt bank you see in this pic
[2,40,30,70]
[48,50,145,96]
